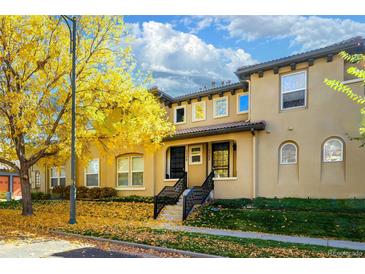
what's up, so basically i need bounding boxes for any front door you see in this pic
[212,142,230,178]
[170,146,185,179]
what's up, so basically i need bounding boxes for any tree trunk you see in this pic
[20,168,33,216]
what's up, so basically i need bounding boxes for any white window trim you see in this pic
[49,166,66,188]
[237,93,249,114]
[116,155,144,188]
[280,142,298,165]
[131,155,144,187]
[189,145,202,165]
[34,171,41,188]
[323,138,344,163]
[84,159,100,188]
[173,105,186,124]
[213,96,229,118]
[213,177,238,181]
[192,101,206,122]
[117,156,129,188]
[116,187,146,191]
[280,71,307,111]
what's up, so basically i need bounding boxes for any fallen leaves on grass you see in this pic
[1,201,364,258]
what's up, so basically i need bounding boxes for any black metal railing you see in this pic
[182,171,214,220]
[153,172,187,219]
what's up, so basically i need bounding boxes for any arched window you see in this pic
[323,138,344,162]
[280,142,298,164]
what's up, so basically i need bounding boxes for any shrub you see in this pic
[64,185,71,199]
[52,185,65,198]
[106,195,154,203]
[77,186,90,199]
[88,187,101,199]
[31,192,51,200]
[100,187,117,199]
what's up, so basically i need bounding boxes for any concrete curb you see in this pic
[53,231,222,258]
[160,225,365,251]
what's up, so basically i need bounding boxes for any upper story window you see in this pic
[192,101,206,122]
[281,71,307,110]
[237,93,249,114]
[50,166,66,188]
[174,105,186,124]
[189,145,202,165]
[85,159,99,187]
[323,138,344,163]
[213,96,228,118]
[117,155,144,187]
[280,142,297,164]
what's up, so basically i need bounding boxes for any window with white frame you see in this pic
[281,71,307,110]
[50,166,66,188]
[323,138,344,162]
[85,159,99,187]
[174,105,186,124]
[189,145,202,165]
[213,96,228,118]
[35,171,41,188]
[192,101,206,122]
[280,142,298,164]
[237,93,249,114]
[117,155,144,187]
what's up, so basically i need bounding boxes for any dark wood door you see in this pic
[170,146,185,179]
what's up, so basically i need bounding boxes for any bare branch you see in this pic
[0,157,19,172]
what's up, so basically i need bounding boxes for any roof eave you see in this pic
[235,37,365,79]
[164,122,266,141]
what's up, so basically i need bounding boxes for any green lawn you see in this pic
[185,198,365,242]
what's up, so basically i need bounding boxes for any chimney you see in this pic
[211,81,216,88]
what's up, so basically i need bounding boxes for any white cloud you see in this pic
[129,21,256,95]
[188,16,365,51]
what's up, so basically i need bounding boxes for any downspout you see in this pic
[245,79,257,199]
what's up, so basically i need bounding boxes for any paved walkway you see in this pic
[0,238,92,258]
[157,224,365,251]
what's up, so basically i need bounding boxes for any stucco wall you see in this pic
[168,88,249,130]
[154,132,253,198]
[250,55,365,198]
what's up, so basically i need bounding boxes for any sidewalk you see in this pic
[157,224,365,251]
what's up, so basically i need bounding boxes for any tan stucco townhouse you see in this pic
[3,36,364,218]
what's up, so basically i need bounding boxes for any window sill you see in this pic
[280,106,307,113]
[164,179,178,183]
[192,118,206,123]
[213,177,237,181]
[341,78,363,85]
[116,187,146,191]
[189,162,202,165]
[213,114,229,119]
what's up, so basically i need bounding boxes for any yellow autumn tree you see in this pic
[0,16,173,216]
[324,51,365,146]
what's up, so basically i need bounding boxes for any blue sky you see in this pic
[124,15,365,97]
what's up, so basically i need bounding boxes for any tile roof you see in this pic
[235,36,365,78]
[150,81,247,105]
[164,120,266,140]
